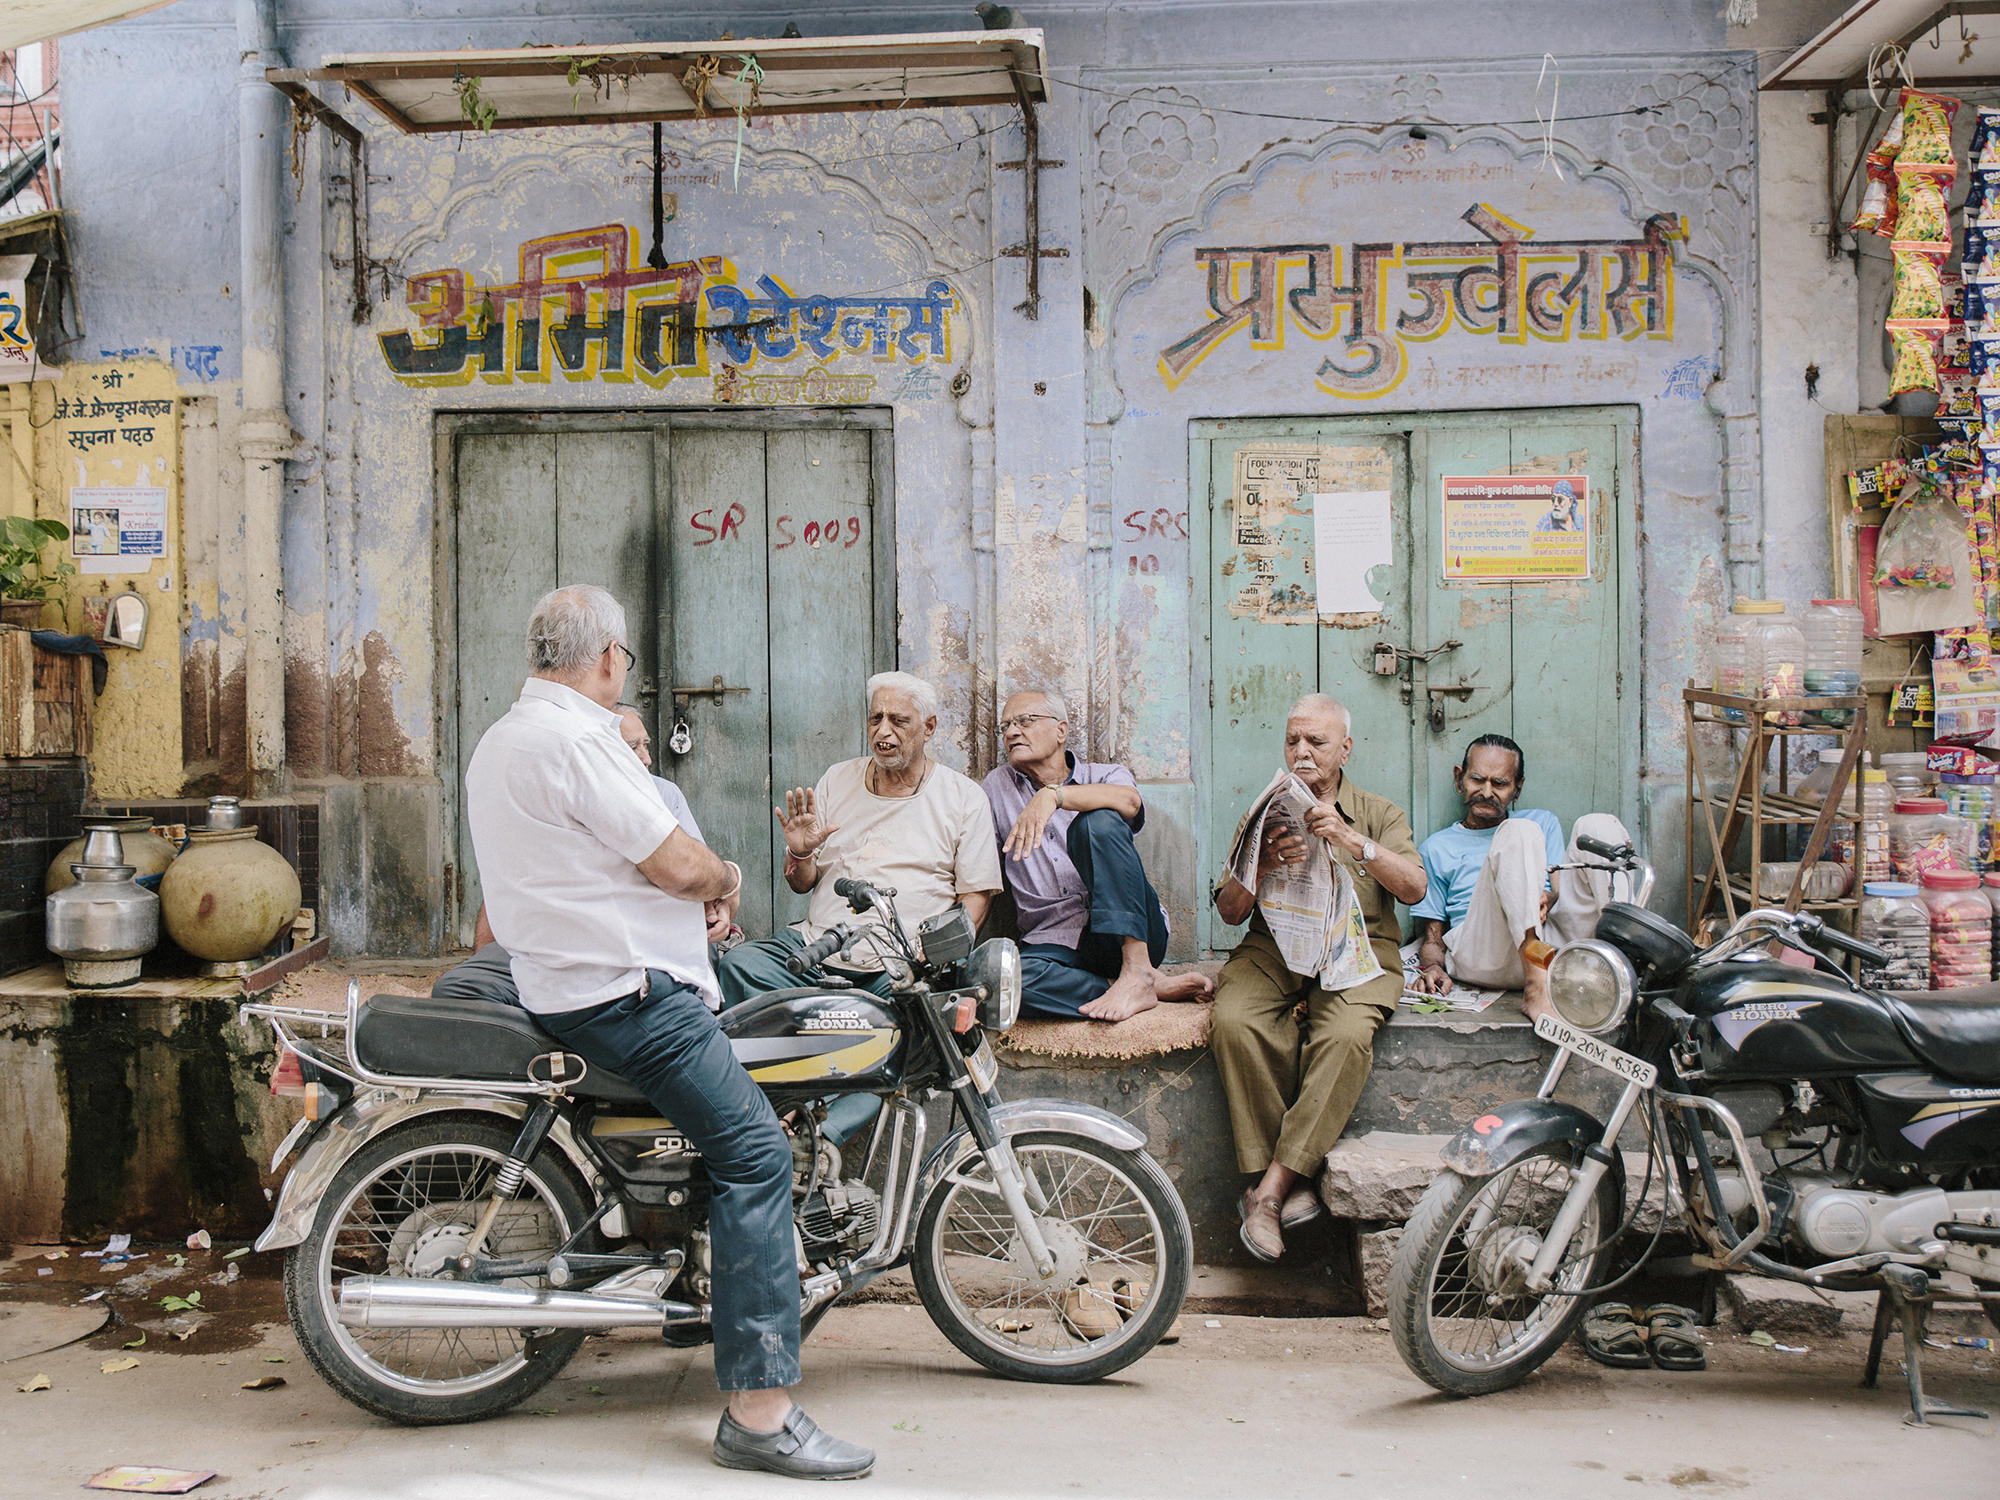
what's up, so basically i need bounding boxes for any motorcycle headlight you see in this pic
[965,939,1021,1031]
[1546,940,1635,1034]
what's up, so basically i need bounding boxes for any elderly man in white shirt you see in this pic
[465,584,873,1481]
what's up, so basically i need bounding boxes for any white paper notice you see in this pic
[1311,490,1393,615]
[70,485,167,575]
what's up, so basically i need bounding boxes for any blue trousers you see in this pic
[1018,809,1169,1020]
[537,971,801,1392]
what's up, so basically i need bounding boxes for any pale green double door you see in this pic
[448,412,894,948]
[1193,408,1639,955]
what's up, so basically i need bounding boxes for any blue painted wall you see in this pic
[57,2,1758,954]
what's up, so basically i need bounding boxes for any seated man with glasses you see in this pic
[982,689,1213,1022]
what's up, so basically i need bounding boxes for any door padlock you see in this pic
[1429,699,1447,734]
[667,716,693,755]
[1373,643,1398,676]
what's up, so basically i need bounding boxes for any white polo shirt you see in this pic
[466,677,718,1013]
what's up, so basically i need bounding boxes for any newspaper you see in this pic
[1223,770,1385,991]
[1397,947,1504,1012]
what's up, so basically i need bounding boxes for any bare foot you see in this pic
[1079,971,1160,1022]
[1154,969,1215,1003]
[1521,970,1554,1025]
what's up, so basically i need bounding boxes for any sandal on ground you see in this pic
[1579,1302,1650,1369]
[1112,1276,1183,1344]
[1058,1279,1124,1341]
[1643,1304,1707,1372]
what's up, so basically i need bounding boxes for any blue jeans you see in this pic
[1018,808,1170,1020]
[537,971,801,1392]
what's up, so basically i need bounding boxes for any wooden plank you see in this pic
[454,433,558,941]
[663,428,776,935]
[765,428,874,927]
[0,629,33,757]
[555,431,657,738]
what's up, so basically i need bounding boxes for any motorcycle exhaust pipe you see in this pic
[336,1276,699,1331]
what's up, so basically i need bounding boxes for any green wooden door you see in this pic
[452,416,890,947]
[1194,408,1636,955]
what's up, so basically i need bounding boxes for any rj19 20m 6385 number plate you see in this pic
[1534,1013,1658,1087]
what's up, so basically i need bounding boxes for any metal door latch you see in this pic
[671,675,750,701]
[667,716,693,755]
[1424,676,1479,733]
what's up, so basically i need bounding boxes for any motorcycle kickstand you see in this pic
[1863,1285,1990,1427]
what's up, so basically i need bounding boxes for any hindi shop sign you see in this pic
[1440,475,1589,582]
[1158,203,1682,402]
[0,255,41,383]
[378,223,956,401]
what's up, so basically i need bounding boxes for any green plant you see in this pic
[454,75,497,133]
[0,515,73,602]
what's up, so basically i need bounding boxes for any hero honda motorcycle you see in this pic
[243,878,1192,1425]
[1388,835,2000,1425]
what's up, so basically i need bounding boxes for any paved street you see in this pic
[3,1245,1994,1499]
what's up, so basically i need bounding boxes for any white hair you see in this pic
[867,670,940,720]
[528,585,627,675]
[1288,693,1350,735]
[1014,686,1069,723]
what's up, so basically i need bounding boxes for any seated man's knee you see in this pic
[1490,818,1545,856]
[1570,812,1630,846]
[1066,805,1136,858]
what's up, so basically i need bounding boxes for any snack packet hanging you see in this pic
[1854,160,1898,236]
[1895,170,1954,245]
[1876,483,1963,589]
[1889,245,1950,323]
[1975,106,2000,171]
[1889,325,1943,394]
[1898,89,1962,170]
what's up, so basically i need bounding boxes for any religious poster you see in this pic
[1440,474,1589,582]
[70,485,166,574]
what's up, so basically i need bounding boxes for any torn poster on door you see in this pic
[1227,442,1393,624]
[70,486,166,575]
[1311,491,1392,616]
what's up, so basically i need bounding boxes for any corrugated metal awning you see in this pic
[1763,0,2000,91]
[283,29,1047,135]
[1,1,179,50]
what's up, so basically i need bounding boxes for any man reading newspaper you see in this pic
[1209,694,1427,1264]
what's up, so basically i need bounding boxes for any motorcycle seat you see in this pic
[351,992,650,1105]
[1881,986,2000,1085]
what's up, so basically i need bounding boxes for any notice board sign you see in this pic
[1441,475,1588,582]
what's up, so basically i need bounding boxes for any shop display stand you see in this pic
[1684,686,1871,929]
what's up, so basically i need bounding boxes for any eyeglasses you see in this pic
[607,642,636,671]
[998,713,1058,734]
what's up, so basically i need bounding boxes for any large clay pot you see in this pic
[48,815,179,895]
[159,826,301,975]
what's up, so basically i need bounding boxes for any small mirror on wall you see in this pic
[104,591,147,650]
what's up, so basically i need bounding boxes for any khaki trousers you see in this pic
[1210,928,1400,1177]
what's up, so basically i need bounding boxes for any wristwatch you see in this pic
[1359,838,1378,864]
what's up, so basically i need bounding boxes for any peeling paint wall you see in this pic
[58,2,1784,955]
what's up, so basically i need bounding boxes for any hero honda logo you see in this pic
[801,1008,872,1033]
[1712,999,1820,1051]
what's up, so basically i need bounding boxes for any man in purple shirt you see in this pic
[982,689,1215,1021]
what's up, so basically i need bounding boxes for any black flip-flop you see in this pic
[1579,1302,1650,1369]
[1644,1304,1706,1372]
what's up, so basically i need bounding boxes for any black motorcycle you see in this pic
[1388,839,2000,1425]
[243,879,1192,1425]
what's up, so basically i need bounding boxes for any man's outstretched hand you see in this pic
[775,787,839,859]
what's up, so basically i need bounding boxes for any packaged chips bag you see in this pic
[1890,326,1943,394]
[1899,88,1962,170]
[1894,170,1954,245]
[1889,245,1949,322]
[1853,109,1907,236]
[1975,105,2000,171]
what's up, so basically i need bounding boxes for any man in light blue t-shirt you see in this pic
[1409,736,1567,1020]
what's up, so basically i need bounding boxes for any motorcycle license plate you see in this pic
[1534,1013,1657,1088]
[966,1034,999,1093]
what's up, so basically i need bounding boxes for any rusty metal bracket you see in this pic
[268,72,372,323]
[1010,68,1042,320]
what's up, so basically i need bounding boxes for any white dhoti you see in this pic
[1441,818,1552,991]
[1547,813,1637,948]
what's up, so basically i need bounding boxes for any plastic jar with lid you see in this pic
[1859,769,1894,882]
[1859,881,1933,991]
[1879,750,1934,800]
[1712,605,1757,722]
[1747,602,1807,725]
[1802,599,1863,727]
[1985,874,2000,979]
[1890,797,1973,882]
[1923,870,1993,989]
[1941,773,1998,869]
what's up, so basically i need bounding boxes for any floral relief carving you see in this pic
[1618,73,1748,194]
[1093,87,1218,231]
[1388,74,1444,117]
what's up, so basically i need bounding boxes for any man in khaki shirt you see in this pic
[1210,694,1427,1264]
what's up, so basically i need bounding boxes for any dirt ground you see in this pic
[1,1239,1994,1499]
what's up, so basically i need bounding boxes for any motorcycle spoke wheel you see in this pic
[285,1118,593,1423]
[913,1133,1190,1380]
[1388,1146,1616,1396]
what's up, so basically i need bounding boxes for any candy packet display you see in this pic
[1899,88,1962,169]
[1889,244,1949,322]
[1877,482,1964,589]
[1974,105,2000,171]
[1895,170,1954,245]
[1889,325,1943,394]
[1853,108,1907,235]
